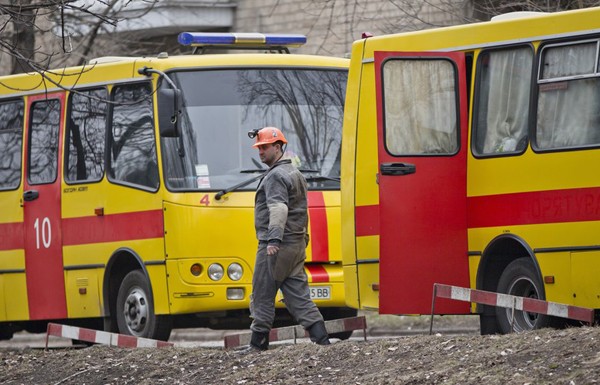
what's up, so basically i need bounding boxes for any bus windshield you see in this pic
[161,68,347,191]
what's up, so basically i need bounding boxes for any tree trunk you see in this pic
[10,0,36,74]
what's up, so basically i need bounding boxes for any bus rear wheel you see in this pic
[116,270,172,341]
[495,258,553,334]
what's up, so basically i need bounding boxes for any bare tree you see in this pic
[5,0,36,74]
[239,0,600,57]
[471,0,600,19]
[351,0,600,32]
[58,0,162,67]
[0,0,158,75]
[381,0,600,28]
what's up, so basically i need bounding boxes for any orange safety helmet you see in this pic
[250,126,288,148]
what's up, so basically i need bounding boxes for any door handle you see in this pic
[23,190,39,201]
[380,163,416,176]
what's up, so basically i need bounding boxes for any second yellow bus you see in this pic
[342,8,600,333]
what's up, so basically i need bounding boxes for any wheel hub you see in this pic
[505,276,539,331]
[123,288,148,335]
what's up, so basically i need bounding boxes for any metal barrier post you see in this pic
[429,283,438,335]
[510,297,517,333]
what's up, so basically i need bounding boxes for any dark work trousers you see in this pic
[249,241,324,334]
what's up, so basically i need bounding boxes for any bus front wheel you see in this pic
[116,270,172,341]
[495,258,553,334]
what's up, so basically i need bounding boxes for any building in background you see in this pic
[0,0,478,74]
[234,0,475,57]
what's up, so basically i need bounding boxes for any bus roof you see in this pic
[359,6,600,55]
[0,52,348,98]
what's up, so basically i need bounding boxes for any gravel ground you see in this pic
[1,314,599,384]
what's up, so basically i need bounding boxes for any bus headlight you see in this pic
[227,263,243,281]
[208,264,224,281]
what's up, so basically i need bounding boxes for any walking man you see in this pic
[243,126,330,352]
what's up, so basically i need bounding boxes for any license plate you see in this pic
[310,286,331,300]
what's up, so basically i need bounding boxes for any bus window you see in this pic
[473,46,533,155]
[66,88,108,183]
[382,59,458,155]
[536,40,600,150]
[160,69,346,191]
[0,99,24,190]
[109,83,159,190]
[29,100,60,185]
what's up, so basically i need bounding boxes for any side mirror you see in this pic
[157,87,181,137]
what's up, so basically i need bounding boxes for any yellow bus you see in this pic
[0,33,354,341]
[341,8,600,333]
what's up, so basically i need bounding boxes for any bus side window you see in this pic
[536,40,600,150]
[109,83,159,190]
[65,88,108,183]
[382,59,458,155]
[29,100,60,185]
[473,46,533,156]
[0,99,24,190]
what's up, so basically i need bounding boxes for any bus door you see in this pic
[374,51,469,314]
[22,93,67,320]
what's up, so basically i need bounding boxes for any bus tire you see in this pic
[321,307,357,340]
[495,258,554,334]
[116,270,172,341]
[0,327,13,341]
[479,312,500,335]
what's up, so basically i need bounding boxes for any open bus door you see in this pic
[373,51,470,315]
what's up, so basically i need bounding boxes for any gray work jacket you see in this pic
[254,159,308,244]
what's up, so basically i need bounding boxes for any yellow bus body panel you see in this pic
[0,249,28,321]
[341,40,382,310]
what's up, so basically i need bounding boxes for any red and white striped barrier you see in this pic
[432,283,595,325]
[223,316,367,349]
[45,323,174,349]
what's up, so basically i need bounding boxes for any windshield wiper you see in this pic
[251,157,263,169]
[215,172,265,200]
[304,175,340,182]
[241,166,322,174]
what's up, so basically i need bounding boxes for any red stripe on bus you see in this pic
[307,191,329,262]
[468,186,600,228]
[305,264,329,283]
[0,222,24,251]
[62,209,164,246]
[355,204,379,237]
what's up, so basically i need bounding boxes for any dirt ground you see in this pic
[1,317,600,385]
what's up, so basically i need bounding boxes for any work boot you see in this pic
[308,321,331,345]
[236,331,269,354]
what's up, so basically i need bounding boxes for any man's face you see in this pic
[257,143,278,166]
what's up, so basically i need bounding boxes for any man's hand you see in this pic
[267,239,281,256]
[267,244,280,256]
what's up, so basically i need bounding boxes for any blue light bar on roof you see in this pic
[178,32,307,48]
